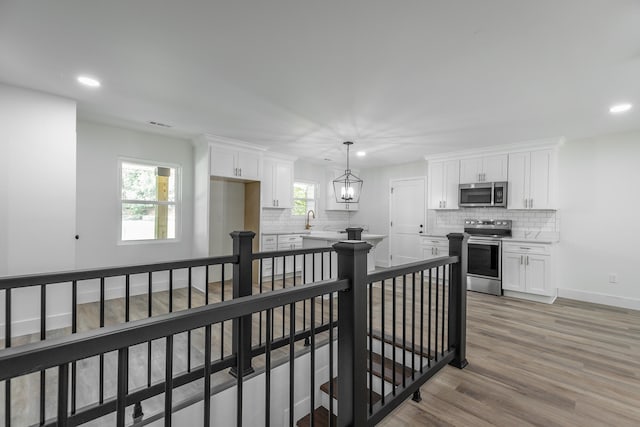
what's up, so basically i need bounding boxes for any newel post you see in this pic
[230,231,256,377]
[447,232,469,369]
[334,240,372,427]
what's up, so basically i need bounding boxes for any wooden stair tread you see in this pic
[296,406,336,427]
[369,351,414,385]
[319,378,382,404]
[370,329,435,359]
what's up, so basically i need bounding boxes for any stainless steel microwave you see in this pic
[459,182,507,208]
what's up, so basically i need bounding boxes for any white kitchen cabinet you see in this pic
[502,242,554,296]
[459,154,508,184]
[262,157,294,208]
[421,237,449,260]
[326,168,359,211]
[428,160,459,210]
[507,149,556,210]
[210,145,261,180]
[261,234,303,277]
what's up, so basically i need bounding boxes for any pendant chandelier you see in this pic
[333,141,363,203]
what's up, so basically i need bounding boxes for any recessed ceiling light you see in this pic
[609,103,632,114]
[356,151,366,157]
[77,75,101,88]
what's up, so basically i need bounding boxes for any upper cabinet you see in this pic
[262,156,294,208]
[459,154,508,183]
[507,149,557,210]
[210,145,261,180]
[428,159,459,209]
[326,167,359,211]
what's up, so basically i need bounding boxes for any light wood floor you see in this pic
[379,293,640,427]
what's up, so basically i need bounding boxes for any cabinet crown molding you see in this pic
[424,137,564,162]
[197,133,268,152]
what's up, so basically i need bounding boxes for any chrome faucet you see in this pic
[305,209,316,230]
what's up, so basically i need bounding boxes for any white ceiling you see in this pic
[1,0,639,167]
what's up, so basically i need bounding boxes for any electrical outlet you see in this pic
[608,273,617,284]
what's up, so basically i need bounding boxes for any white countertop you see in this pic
[301,231,386,242]
[261,230,311,236]
[424,230,559,244]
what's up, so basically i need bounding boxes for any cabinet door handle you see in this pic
[520,255,523,265]
[526,255,529,265]
[277,200,279,206]
[443,201,446,208]
[530,198,533,208]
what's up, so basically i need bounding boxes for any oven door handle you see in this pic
[468,239,501,246]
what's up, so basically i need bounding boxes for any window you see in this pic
[292,181,316,215]
[120,160,179,242]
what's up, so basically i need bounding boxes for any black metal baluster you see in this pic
[204,325,212,427]
[164,335,173,427]
[368,282,373,414]
[205,264,209,305]
[392,277,397,394]
[259,260,263,346]
[4,288,11,427]
[428,269,432,368]
[381,280,386,406]
[125,275,130,322]
[100,277,105,404]
[282,257,286,339]
[402,274,407,388]
[265,310,272,427]
[169,269,173,313]
[420,270,424,374]
[116,348,128,427]
[321,254,325,324]
[447,264,452,351]
[148,272,153,388]
[72,280,78,414]
[40,284,46,425]
[237,317,245,427]
[188,267,192,372]
[442,266,446,355]
[289,301,295,427]
[221,264,225,360]
[435,267,439,362]
[310,297,316,427]
[271,259,275,340]
[302,255,307,334]
[412,272,416,379]
[57,363,69,425]
[329,292,334,426]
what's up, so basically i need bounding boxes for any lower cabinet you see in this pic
[502,243,554,296]
[261,234,303,278]
[421,237,449,260]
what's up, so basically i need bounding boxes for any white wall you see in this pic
[0,84,77,338]
[351,161,427,266]
[76,120,194,269]
[557,131,640,308]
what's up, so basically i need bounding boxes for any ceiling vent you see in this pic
[148,121,172,128]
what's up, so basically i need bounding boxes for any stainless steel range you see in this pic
[464,219,512,296]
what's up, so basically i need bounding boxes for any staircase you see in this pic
[296,331,431,426]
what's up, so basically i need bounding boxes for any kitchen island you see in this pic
[301,231,386,274]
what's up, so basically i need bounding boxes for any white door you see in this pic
[443,159,460,209]
[525,254,550,295]
[210,146,236,178]
[274,161,293,208]
[237,151,261,180]
[389,177,426,266]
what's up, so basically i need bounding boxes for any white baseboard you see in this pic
[557,288,640,311]
[503,290,557,304]
[0,312,71,339]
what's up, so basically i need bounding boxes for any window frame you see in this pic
[117,157,182,245]
[292,180,317,216]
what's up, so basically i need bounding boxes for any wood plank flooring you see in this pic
[379,293,640,427]
[3,277,640,426]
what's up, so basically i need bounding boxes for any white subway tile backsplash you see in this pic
[261,208,351,233]
[428,208,559,235]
